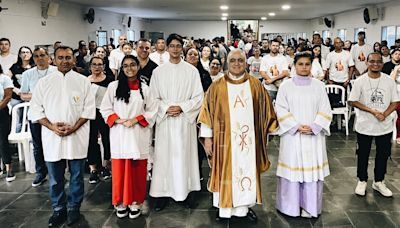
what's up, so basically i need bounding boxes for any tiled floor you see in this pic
[1,127,400,227]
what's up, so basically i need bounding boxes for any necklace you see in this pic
[367,74,381,95]
[36,68,49,77]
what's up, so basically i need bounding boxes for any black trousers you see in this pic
[0,107,12,165]
[87,110,110,167]
[356,132,392,182]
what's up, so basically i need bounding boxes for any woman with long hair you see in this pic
[311,45,326,81]
[200,46,212,72]
[87,56,114,184]
[100,55,157,219]
[9,46,34,132]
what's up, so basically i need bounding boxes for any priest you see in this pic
[198,49,278,221]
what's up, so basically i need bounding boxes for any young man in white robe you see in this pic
[149,33,204,211]
[275,52,332,218]
[198,49,278,221]
[30,46,95,227]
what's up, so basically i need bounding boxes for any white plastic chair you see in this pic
[325,84,349,135]
[8,102,35,173]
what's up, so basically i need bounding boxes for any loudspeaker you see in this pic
[122,15,129,26]
[47,2,59,17]
[128,16,131,28]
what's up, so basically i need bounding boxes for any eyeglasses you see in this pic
[211,63,221,66]
[122,63,138,69]
[91,63,104,68]
[229,58,245,63]
[20,51,31,54]
[138,46,150,50]
[368,60,383,64]
[168,44,183,49]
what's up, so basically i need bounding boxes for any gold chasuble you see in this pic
[198,73,278,208]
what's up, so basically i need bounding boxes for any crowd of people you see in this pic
[0,30,399,226]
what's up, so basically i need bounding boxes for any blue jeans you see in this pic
[29,121,47,177]
[47,159,85,212]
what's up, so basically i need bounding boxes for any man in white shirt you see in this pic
[260,38,289,100]
[149,38,170,65]
[30,46,95,227]
[0,38,17,76]
[349,52,399,198]
[109,35,137,77]
[351,31,373,77]
[325,38,355,86]
[20,48,57,187]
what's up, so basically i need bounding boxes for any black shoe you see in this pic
[88,170,99,184]
[247,208,258,222]
[101,167,111,180]
[6,171,16,182]
[48,210,67,227]
[154,198,167,212]
[32,174,47,187]
[67,210,80,226]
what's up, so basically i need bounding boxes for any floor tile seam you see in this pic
[343,210,356,228]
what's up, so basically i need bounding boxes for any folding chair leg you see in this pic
[345,114,349,136]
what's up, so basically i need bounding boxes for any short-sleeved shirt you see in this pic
[260,54,289,91]
[0,73,13,101]
[325,50,354,83]
[348,73,400,135]
[20,66,58,94]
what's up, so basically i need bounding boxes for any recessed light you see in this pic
[268,12,276,16]
[220,5,229,10]
[261,17,267,20]
[282,4,291,10]
[221,17,227,20]
[222,13,228,17]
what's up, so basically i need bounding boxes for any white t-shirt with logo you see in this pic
[247,56,262,79]
[260,54,289,91]
[325,50,355,83]
[348,73,400,136]
[350,43,373,75]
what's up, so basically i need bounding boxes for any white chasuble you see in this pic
[227,80,257,208]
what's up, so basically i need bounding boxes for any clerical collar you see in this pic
[228,72,245,80]
[293,75,312,86]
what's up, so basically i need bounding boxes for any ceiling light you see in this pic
[222,13,228,17]
[261,17,267,20]
[220,5,229,10]
[268,12,276,16]
[282,4,291,10]
[221,17,227,21]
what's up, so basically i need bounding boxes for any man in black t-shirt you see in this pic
[136,38,158,85]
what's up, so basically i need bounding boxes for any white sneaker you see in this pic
[372,181,393,197]
[114,204,128,218]
[128,204,141,219]
[300,209,312,218]
[355,181,367,196]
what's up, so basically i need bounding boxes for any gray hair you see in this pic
[227,48,246,63]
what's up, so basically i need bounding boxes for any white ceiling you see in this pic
[64,0,392,20]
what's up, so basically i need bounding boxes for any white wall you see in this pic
[146,20,227,40]
[0,0,147,53]
[310,0,400,44]
[259,20,312,37]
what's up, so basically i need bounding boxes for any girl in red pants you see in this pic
[100,55,157,219]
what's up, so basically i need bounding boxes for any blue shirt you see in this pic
[0,74,13,101]
[20,66,57,93]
